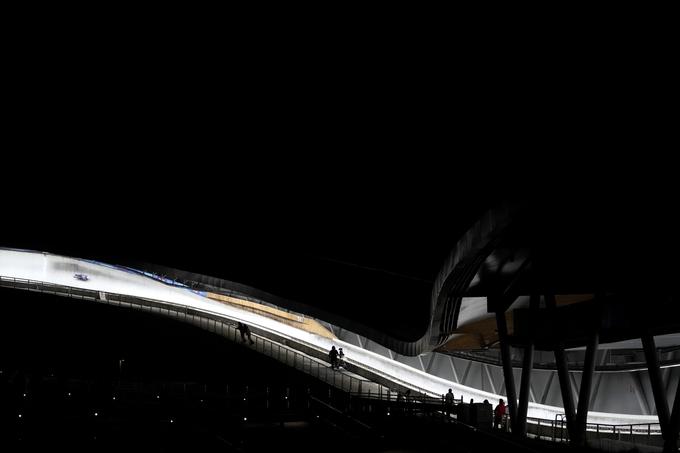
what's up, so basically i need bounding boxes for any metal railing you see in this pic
[0,276,386,396]
[0,275,668,449]
[0,276,444,400]
[522,416,663,447]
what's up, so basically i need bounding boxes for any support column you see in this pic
[644,333,680,452]
[574,330,599,446]
[642,335,670,437]
[516,293,539,437]
[516,342,534,436]
[546,293,577,442]
[666,377,680,453]
[554,342,577,441]
[496,310,517,432]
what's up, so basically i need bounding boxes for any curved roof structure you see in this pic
[123,198,680,360]
[3,196,680,446]
[4,194,680,356]
[0,247,669,428]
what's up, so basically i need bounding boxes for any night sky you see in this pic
[1,23,677,453]
[3,30,677,342]
[3,168,500,340]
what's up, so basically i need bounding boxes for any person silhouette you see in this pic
[329,346,339,369]
[237,322,254,345]
[338,348,345,368]
[444,388,455,420]
[494,398,506,430]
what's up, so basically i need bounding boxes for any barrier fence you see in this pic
[0,276,667,448]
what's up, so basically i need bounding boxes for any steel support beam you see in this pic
[516,342,534,436]
[496,309,517,432]
[642,335,670,435]
[667,377,680,453]
[554,342,577,442]
[642,334,680,453]
[540,372,554,405]
[516,293,538,437]
[574,330,599,446]
[546,293,577,442]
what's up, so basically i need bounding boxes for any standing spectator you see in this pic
[483,399,493,430]
[329,346,339,370]
[237,322,254,345]
[404,389,412,415]
[338,348,345,368]
[494,398,506,430]
[444,389,455,421]
[396,390,405,415]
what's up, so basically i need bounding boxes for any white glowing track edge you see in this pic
[0,248,659,427]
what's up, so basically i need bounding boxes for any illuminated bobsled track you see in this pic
[2,247,680,450]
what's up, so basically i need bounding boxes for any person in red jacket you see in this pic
[494,398,506,430]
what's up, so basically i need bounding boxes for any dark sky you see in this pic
[3,29,677,339]
[4,162,677,340]
[3,163,501,340]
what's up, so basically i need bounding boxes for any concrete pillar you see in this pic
[642,335,670,434]
[546,293,577,441]
[516,342,534,437]
[554,342,577,442]
[496,310,517,432]
[516,293,539,437]
[666,377,680,453]
[574,330,599,446]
